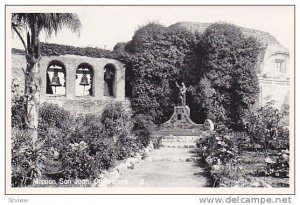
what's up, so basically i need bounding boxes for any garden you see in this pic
[11,99,160,187]
[196,102,290,187]
[11,13,290,188]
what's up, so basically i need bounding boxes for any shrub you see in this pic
[132,114,153,148]
[101,102,132,142]
[115,135,141,160]
[14,101,155,185]
[61,141,96,180]
[197,127,239,166]
[93,146,117,171]
[265,150,289,178]
[11,128,46,187]
[11,80,26,129]
[38,102,76,155]
[244,102,289,154]
[39,102,75,134]
[11,96,26,129]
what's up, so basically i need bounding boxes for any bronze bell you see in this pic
[79,74,89,86]
[50,71,62,87]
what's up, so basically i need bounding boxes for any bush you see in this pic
[197,127,239,166]
[61,141,96,180]
[265,150,289,178]
[11,80,26,129]
[101,102,132,142]
[11,128,46,187]
[115,135,141,160]
[38,103,76,156]
[13,101,154,186]
[132,114,153,148]
[244,102,289,154]
[39,102,75,134]
[11,96,26,129]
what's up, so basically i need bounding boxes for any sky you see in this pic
[11,6,294,52]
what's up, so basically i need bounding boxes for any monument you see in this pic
[151,82,214,136]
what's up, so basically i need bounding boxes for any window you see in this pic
[46,61,66,96]
[76,63,94,96]
[275,59,286,73]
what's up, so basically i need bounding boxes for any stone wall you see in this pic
[259,77,290,109]
[257,45,290,109]
[11,54,130,114]
[11,49,291,114]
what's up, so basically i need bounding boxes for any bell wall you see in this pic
[11,54,130,115]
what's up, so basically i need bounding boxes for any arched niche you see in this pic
[104,63,116,97]
[76,63,94,96]
[46,60,66,96]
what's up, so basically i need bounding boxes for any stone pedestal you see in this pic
[150,106,214,136]
[161,106,204,133]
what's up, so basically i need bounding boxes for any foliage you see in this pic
[12,42,122,59]
[197,127,239,166]
[11,80,26,129]
[125,22,201,124]
[132,114,153,148]
[61,141,96,180]
[197,102,290,186]
[11,97,26,129]
[123,22,262,126]
[100,102,133,142]
[39,102,75,133]
[196,127,242,186]
[114,135,142,160]
[192,23,261,128]
[244,102,289,154]
[30,102,154,184]
[265,150,289,178]
[11,128,46,187]
[152,136,163,149]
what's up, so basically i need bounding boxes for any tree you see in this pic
[11,13,81,139]
[124,22,201,124]
[195,23,261,129]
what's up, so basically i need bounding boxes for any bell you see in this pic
[104,72,112,80]
[50,72,62,87]
[79,74,89,86]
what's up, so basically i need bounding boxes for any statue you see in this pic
[176,82,187,106]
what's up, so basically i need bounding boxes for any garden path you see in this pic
[113,136,209,187]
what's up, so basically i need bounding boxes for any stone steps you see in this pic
[160,135,201,148]
[161,144,197,148]
[145,156,200,162]
[161,139,199,143]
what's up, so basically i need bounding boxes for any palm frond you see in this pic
[12,13,82,37]
[37,13,82,36]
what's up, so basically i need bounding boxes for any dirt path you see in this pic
[113,147,209,187]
